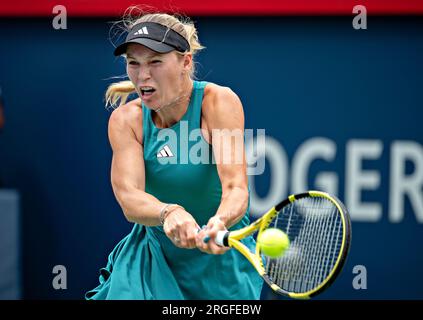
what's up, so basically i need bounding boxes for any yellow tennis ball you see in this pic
[257,228,290,258]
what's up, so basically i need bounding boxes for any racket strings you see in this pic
[286,204,341,290]
[308,198,335,286]
[264,197,344,294]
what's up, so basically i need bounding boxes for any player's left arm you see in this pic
[196,85,249,254]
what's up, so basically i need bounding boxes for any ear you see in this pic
[182,53,193,74]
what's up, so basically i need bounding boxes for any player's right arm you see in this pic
[108,100,200,248]
[108,99,165,226]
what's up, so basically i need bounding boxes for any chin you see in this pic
[140,100,155,110]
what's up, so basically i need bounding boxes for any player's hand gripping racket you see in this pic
[214,190,352,299]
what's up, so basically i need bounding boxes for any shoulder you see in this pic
[203,83,242,110]
[108,98,143,144]
[202,83,244,126]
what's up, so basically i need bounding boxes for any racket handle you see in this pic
[215,231,229,247]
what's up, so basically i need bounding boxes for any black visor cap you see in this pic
[114,22,190,56]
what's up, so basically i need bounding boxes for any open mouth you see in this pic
[140,87,156,97]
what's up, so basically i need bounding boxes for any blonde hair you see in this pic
[105,7,205,108]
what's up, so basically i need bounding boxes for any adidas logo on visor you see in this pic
[134,27,149,35]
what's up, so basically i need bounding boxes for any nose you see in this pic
[138,65,151,83]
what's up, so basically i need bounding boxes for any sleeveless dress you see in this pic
[85,80,263,300]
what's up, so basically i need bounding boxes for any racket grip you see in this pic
[215,231,229,247]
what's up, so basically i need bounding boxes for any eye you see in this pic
[128,60,139,66]
[151,60,161,64]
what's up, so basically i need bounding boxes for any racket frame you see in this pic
[222,190,351,299]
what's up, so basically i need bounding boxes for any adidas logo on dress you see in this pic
[157,145,174,158]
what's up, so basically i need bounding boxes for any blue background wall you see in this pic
[0,16,422,299]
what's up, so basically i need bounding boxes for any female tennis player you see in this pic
[85,10,263,300]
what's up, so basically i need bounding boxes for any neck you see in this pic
[153,78,193,128]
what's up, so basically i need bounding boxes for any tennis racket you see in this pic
[215,190,352,299]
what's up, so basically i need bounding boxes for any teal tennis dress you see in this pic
[85,81,263,300]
